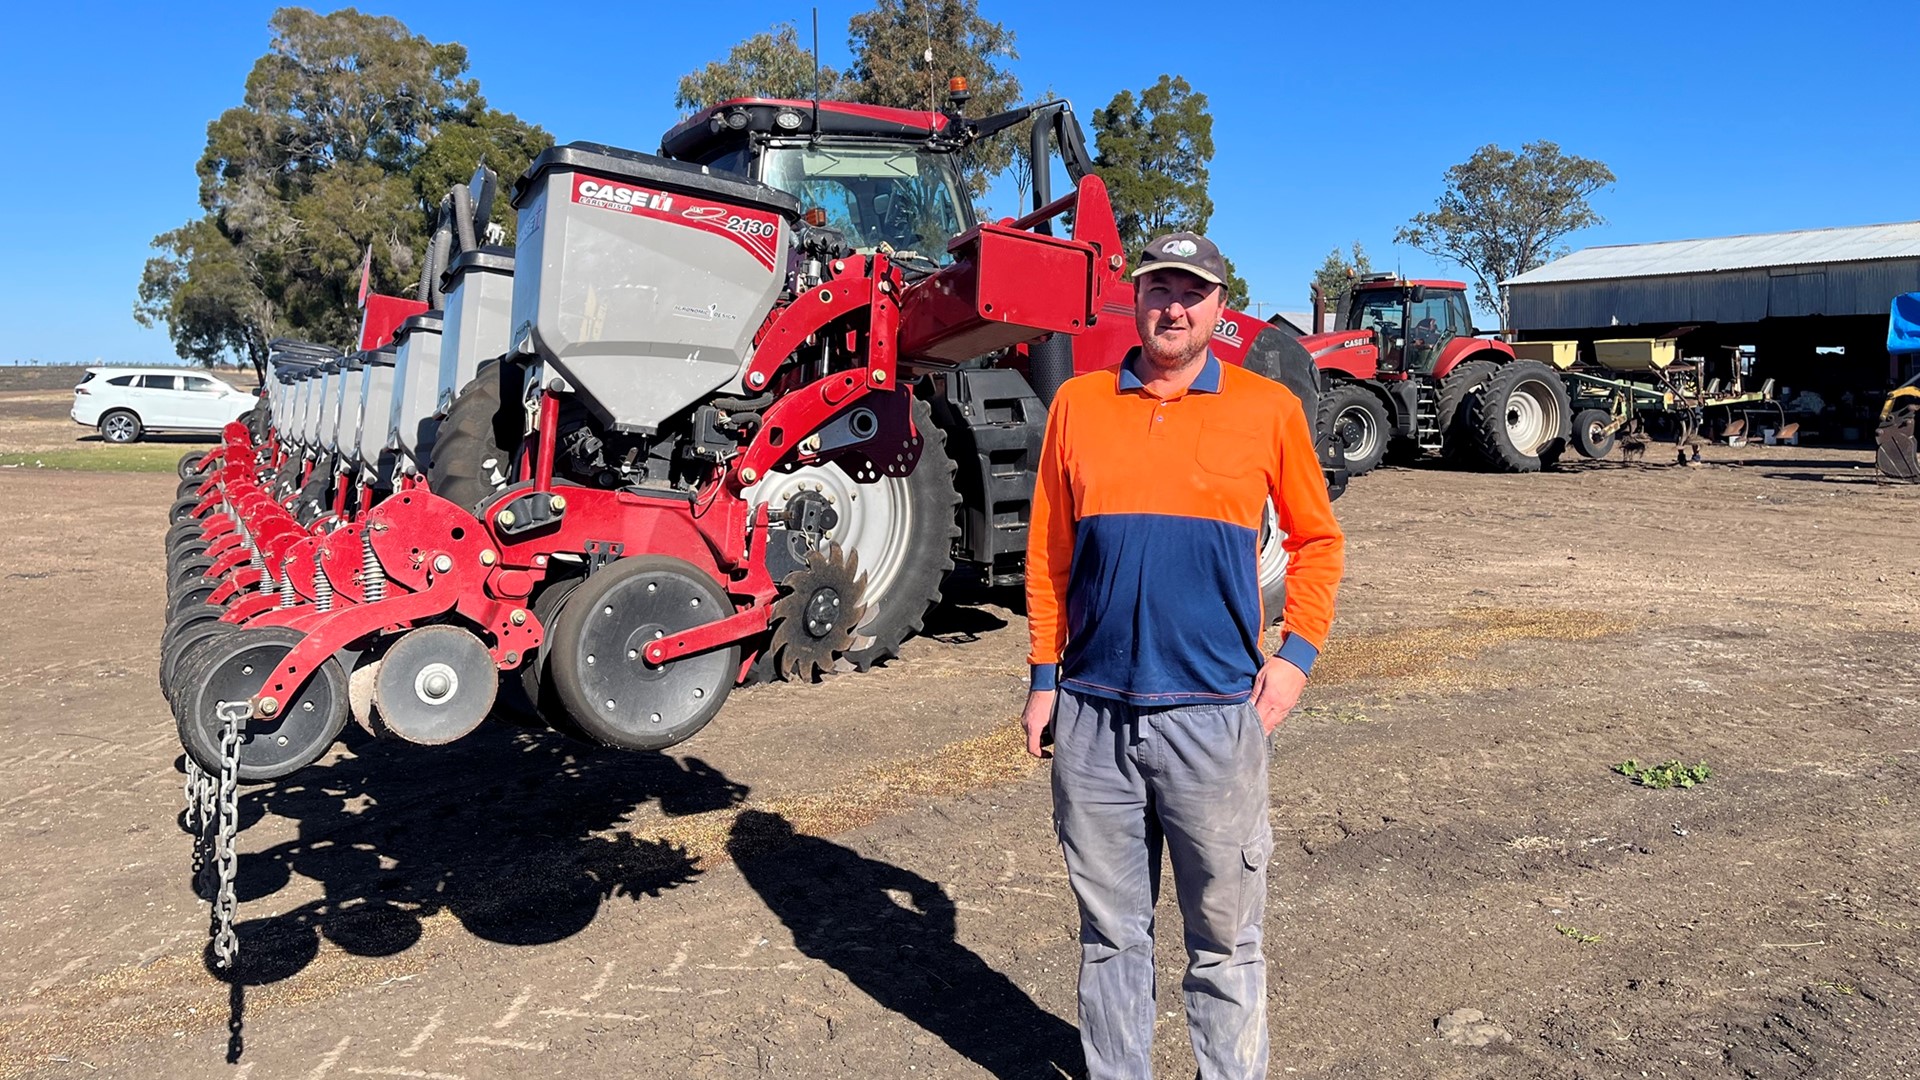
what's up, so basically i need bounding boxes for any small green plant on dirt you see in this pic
[1555,924,1602,944]
[1812,979,1857,995]
[1612,759,1711,789]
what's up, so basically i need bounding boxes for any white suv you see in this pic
[71,367,258,443]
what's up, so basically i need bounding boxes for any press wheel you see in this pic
[548,556,737,751]
[173,626,349,781]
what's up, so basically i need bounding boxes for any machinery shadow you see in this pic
[1760,471,1896,486]
[728,809,1084,1079]
[198,721,750,987]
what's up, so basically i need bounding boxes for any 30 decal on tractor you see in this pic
[162,85,1345,968]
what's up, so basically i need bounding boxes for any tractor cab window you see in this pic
[1406,292,1464,373]
[1352,290,1407,355]
[759,144,971,269]
[692,144,752,178]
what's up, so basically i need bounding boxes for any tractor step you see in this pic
[1414,382,1443,450]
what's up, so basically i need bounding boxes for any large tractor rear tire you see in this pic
[1435,359,1499,463]
[428,360,516,513]
[1470,360,1572,473]
[1320,384,1390,476]
[743,395,960,681]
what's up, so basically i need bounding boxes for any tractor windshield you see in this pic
[760,144,971,268]
[1352,290,1406,342]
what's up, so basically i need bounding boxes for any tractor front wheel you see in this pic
[1320,384,1390,476]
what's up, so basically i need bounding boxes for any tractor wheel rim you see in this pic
[744,462,910,635]
[1336,403,1380,462]
[105,415,135,441]
[1505,379,1559,455]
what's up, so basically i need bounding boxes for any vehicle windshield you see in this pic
[1352,289,1405,338]
[760,144,971,267]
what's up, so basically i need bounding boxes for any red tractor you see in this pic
[1299,274,1571,474]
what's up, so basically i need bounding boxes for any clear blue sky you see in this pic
[1,0,1913,364]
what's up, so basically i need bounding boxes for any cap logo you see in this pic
[1165,239,1198,257]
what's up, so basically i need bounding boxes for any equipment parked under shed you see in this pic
[1504,222,1920,443]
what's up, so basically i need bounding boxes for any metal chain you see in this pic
[185,757,215,890]
[211,705,246,970]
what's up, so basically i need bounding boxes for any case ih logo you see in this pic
[575,179,674,212]
[570,173,779,270]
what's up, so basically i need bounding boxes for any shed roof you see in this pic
[1504,221,1920,287]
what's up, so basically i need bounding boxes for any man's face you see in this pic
[1135,268,1223,368]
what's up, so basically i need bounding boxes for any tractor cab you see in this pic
[1343,275,1475,377]
[661,98,979,272]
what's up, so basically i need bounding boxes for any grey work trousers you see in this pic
[1050,688,1273,1080]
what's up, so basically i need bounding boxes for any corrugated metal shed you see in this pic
[1505,221,1920,330]
[1505,221,1920,285]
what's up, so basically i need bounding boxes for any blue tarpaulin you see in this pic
[1890,293,1920,354]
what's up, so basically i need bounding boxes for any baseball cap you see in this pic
[1130,232,1226,287]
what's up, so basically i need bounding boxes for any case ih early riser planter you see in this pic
[163,89,1343,968]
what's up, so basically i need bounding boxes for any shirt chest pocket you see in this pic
[1196,420,1265,480]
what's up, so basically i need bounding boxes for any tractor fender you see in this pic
[1432,339,1514,381]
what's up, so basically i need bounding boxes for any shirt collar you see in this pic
[1117,347,1222,395]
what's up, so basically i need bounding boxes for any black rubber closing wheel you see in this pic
[371,625,498,745]
[169,582,220,623]
[161,615,233,704]
[1571,408,1616,460]
[169,556,215,596]
[170,540,211,568]
[549,556,738,752]
[177,450,210,480]
[166,518,206,552]
[168,494,207,526]
[173,626,349,781]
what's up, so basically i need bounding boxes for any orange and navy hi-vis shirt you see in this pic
[1025,348,1345,706]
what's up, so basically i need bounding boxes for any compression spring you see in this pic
[360,528,385,603]
[312,553,334,613]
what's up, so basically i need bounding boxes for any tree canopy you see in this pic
[1313,241,1373,309]
[846,0,1021,192]
[1091,76,1245,307]
[1396,141,1614,328]
[675,1,1021,196]
[136,7,550,371]
[674,23,847,112]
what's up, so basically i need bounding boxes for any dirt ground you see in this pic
[1,376,1916,1080]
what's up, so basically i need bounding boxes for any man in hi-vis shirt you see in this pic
[1020,232,1345,1079]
